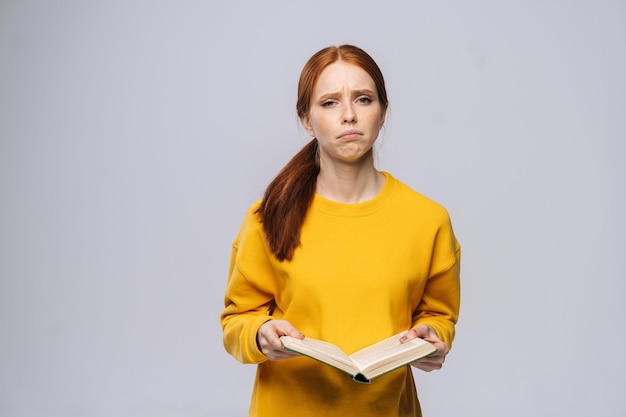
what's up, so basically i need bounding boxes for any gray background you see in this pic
[1,1,624,416]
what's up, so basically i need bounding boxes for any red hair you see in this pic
[257,45,388,261]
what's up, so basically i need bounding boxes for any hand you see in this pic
[257,320,305,361]
[400,324,450,372]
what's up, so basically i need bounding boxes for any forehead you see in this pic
[314,61,376,94]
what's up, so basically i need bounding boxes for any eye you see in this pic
[321,101,336,107]
[357,97,373,104]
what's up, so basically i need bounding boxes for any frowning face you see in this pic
[301,61,386,166]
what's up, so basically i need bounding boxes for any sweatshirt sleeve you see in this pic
[220,205,277,364]
[412,212,461,348]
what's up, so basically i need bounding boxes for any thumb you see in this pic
[400,325,434,343]
[411,325,432,338]
[274,320,305,339]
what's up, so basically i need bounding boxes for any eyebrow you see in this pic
[317,89,376,101]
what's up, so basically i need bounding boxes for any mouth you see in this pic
[337,129,363,140]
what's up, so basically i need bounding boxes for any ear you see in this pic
[379,110,386,127]
[301,115,315,137]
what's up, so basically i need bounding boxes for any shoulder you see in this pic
[385,173,460,250]
[232,198,265,249]
[385,172,451,220]
[243,198,263,221]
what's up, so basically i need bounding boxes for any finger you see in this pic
[412,354,445,369]
[412,324,437,339]
[412,361,442,372]
[430,340,450,355]
[399,329,418,343]
[274,321,305,339]
[266,344,303,361]
[400,325,436,343]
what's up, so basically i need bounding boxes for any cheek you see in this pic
[368,111,385,130]
[309,114,331,135]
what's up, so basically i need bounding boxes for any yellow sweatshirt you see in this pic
[221,172,460,417]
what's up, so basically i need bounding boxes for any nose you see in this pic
[343,103,357,124]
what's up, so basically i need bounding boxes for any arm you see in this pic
[220,259,276,364]
[402,216,461,371]
[222,260,304,363]
[402,259,460,371]
[220,209,303,363]
[411,251,461,348]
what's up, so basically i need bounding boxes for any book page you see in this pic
[349,332,435,371]
[280,336,355,370]
[348,332,409,368]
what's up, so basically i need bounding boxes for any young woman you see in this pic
[220,44,460,417]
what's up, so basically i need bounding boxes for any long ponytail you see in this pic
[256,139,319,261]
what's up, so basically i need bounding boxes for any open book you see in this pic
[279,330,437,384]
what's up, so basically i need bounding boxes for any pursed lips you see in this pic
[337,129,363,140]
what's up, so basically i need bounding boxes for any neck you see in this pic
[316,156,385,204]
